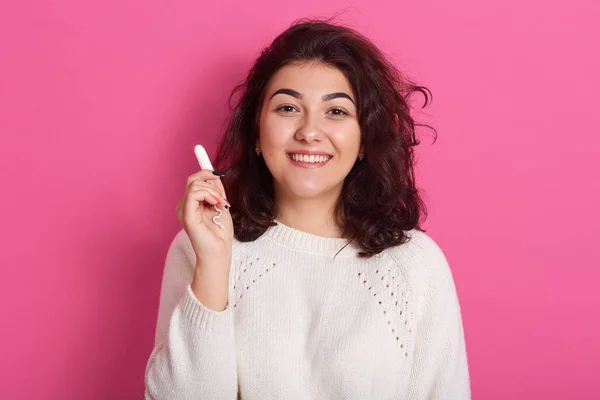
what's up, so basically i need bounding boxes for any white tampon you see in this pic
[193,144,223,230]
[194,145,214,170]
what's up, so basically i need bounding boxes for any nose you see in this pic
[294,113,324,143]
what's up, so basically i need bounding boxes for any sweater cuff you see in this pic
[180,284,234,334]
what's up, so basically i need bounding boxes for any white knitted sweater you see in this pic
[144,221,471,399]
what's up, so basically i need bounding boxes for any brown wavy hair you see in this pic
[213,18,436,258]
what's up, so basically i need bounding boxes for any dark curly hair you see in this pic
[213,18,436,258]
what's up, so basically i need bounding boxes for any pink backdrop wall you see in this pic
[1,1,598,398]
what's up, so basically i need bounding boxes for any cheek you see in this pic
[330,126,361,157]
[259,114,294,148]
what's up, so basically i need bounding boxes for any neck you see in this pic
[275,190,343,238]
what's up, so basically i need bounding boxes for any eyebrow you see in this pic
[270,88,356,105]
[322,92,355,105]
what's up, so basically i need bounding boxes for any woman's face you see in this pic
[258,62,362,201]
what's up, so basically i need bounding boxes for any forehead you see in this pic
[266,62,355,98]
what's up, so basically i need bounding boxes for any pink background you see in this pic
[1,0,598,399]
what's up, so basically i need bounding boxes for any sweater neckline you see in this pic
[264,219,359,258]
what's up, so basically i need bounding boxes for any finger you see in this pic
[211,177,228,201]
[186,170,221,190]
[186,190,231,235]
[189,181,225,201]
[184,188,221,222]
[177,184,214,223]
[189,189,223,208]
[189,185,230,209]
[196,172,227,200]
[185,171,228,202]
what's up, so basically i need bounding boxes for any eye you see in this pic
[328,108,348,116]
[276,105,298,113]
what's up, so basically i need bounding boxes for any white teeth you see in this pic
[290,153,331,163]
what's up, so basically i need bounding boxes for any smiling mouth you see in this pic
[287,153,333,164]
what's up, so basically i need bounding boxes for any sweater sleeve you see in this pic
[144,229,238,400]
[405,233,471,400]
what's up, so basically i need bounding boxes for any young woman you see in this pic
[144,19,471,400]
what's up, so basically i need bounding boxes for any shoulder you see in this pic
[382,229,456,303]
[382,229,449,271]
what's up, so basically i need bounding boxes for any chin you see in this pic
[284,180,338,199]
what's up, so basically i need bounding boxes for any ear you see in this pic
[255,138,262,157]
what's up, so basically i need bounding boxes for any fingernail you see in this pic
[212,171,226,176]
[221,196,231,207]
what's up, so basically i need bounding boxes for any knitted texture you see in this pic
[144,221,471,399]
